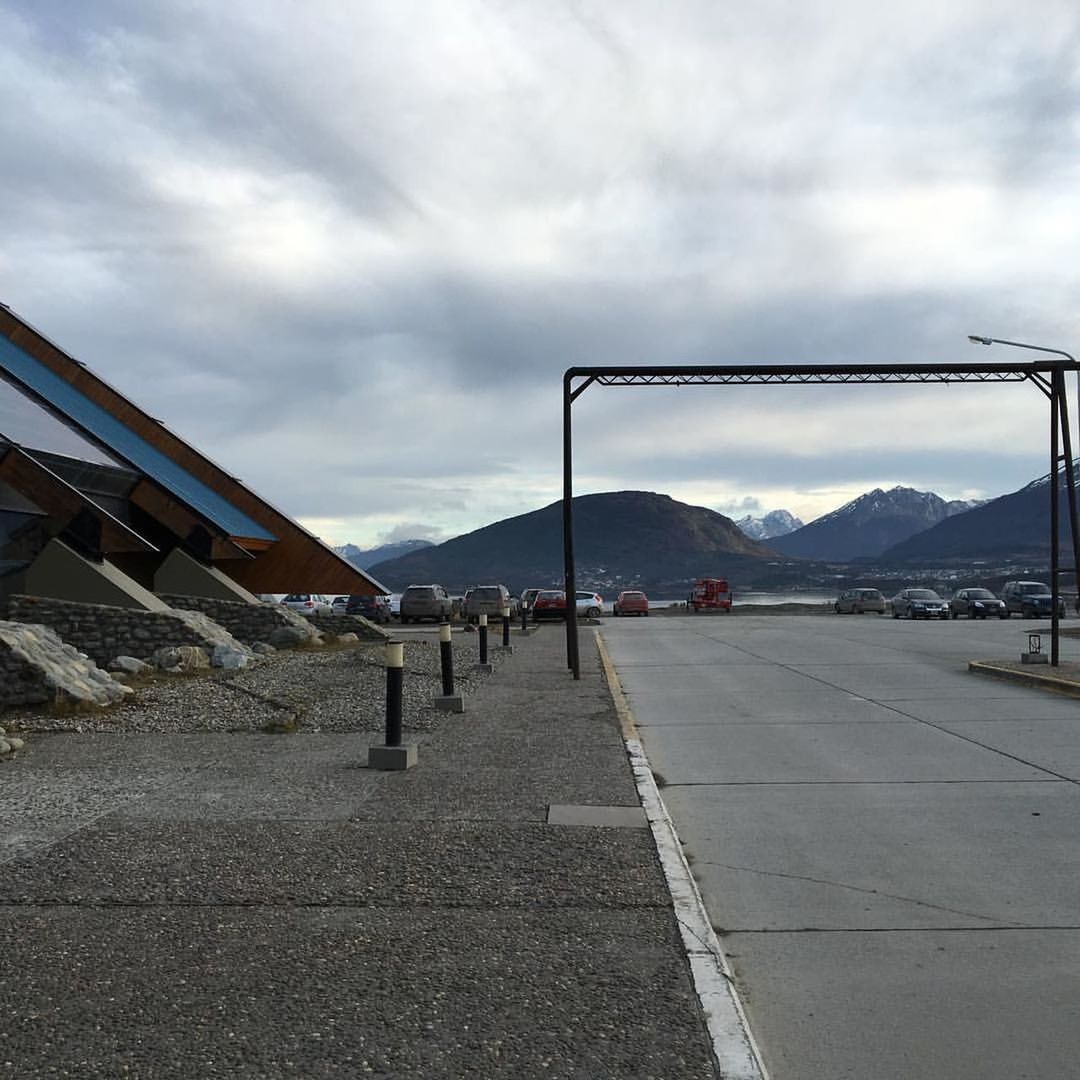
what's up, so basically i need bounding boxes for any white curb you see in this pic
[597,632,769,1080]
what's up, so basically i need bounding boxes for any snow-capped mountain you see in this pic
[768,487,977,561]
[334,539,433,569]
[735,509,804,541]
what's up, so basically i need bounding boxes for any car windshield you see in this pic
[538,591,563,600]
[1019,583,1049,594]
[856,590,881,597]
[622,592,645,599]
[473,588,502,601]
[967,589,996,599]
[907,590,940,600]
[405,587,434,599]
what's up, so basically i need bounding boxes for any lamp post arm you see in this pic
[970,336,1077,365]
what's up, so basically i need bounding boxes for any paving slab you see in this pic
[661,779,1079,931]
[885,691,1080,723]
[934,718,1080,781]
[621,682,903,724]
[640,719,1054,785]
[730,929,1080,1080]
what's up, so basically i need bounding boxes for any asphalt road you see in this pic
[601,613,1080,1080]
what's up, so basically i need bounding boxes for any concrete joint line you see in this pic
[597,633,769,1080]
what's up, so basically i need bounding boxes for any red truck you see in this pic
[688,578,732,613]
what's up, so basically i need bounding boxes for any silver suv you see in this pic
[399,584,452,623]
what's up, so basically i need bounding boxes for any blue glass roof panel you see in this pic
[0,374,124,466]
[0,336,276,542]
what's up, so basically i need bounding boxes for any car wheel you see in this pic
[1022,605,1034,618]
[643,610,649,616]
[586,606,601,618]
[951,610,958,619]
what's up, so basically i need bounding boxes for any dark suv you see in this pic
[1000,580,1065,618]
[345,594,392,623]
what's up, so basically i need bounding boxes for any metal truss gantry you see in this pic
[562,361,1080,679]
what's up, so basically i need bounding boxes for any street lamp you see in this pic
[969,334,1080,665]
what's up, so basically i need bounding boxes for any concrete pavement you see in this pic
[602,613,1080,1080]
[0,626,722,1080]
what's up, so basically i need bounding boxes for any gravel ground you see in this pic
[2,634,505,735]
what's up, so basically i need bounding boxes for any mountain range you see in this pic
[354,471,1077,594]
[367,491,773,593]
[768,487,978,561]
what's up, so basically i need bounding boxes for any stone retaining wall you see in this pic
[5,595,248,668]
[159,595,388,644]
[308,611,390,641]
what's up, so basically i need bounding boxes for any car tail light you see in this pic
[304,601,314,608]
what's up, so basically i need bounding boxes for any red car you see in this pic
[613,590,649,616]
[531,590,567,620]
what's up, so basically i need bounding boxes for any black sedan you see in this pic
[948,588,1007,620]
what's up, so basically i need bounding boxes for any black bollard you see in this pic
[439,621,455,696]
[478,613,488,665]
[520,602,528,633]
[368,640,416,769]
[385,639,403,747]
[502,605,511,647]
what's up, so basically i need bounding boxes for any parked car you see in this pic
[834,588,886,615]
[532,589,568,620]
[949,588,1007,620]
[464,584,513,623]
[575,590,604,618]
[614,590,649,616]
[345,594,393,623]
[331,595,349,614]
[520,588,543,614]
[1000,580,1066,619]
[281,593,334,616]
[398,584,453,623]
[890,588,949,620]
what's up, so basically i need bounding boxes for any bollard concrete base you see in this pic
[433,693,464,713]
[368,743,418,770]
[473,662,494,674]
[495,644,514,654]
[1021,652,1050,665]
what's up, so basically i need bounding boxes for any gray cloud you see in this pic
[2,1,1079,544]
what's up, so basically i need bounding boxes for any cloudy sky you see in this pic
[3,1,1079,547]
